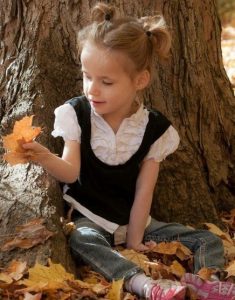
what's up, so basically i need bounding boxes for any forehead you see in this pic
[80,42,135,75]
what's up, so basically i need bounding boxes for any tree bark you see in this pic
[0,0,234,267]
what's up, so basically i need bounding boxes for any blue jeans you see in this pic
[69,217,224,281]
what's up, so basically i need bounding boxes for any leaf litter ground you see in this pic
[1,210,235,300]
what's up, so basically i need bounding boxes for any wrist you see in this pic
[30,149,52,164]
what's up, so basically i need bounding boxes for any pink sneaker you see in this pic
[181,273,235,300]
[144,279,186,299]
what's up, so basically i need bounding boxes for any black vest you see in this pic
[65,96,171,225]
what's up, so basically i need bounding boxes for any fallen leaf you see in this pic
[223,240,235,262]
[4,260,27,281]
[225,260,235,278]
[19,260,74,293]
[0,272,13,285]
[1,218,54,251]
[221,209,235,231]
[3,151,35,165]
[2,115,41,165]
[145,260,171,280]
[197,267,214,281]
[204,223,233,244]
[23,292,42,300]
[169,260,186,278]
[119,249,150,275]
[151,241,192,260]
[107,279,124,300]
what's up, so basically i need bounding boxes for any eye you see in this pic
[103,81,113,85]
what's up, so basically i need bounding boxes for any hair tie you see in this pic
[105,13,111,21]
[146,31,152,37]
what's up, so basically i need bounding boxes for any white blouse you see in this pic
[51,103,180,165]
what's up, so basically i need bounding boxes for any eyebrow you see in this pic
[81,70,114,80]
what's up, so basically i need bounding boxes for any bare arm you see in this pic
[126,159,160,251]
[23,140,80,183]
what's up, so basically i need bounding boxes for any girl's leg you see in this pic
[144,218,224,273]
[144,219,235,299]
[69,217,140,281]
[70,217,186,299]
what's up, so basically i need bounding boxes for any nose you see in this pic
[87,80,100,97]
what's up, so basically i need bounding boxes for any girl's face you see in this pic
[81,42,148,122]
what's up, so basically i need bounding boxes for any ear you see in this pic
[135,70,150,90]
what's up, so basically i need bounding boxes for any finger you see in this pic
[145,240,157,247]
[22,142,36,149]
[136,244,149,252]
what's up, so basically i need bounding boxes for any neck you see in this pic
[103,103,140,133]
[103,114,127,133]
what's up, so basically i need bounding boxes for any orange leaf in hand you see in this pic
[2,115,41,165]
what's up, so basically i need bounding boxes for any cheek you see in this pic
[83,79,88,92]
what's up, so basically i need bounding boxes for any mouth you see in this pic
[90,100,106,105]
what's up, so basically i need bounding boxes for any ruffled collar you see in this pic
[91,103,145,124]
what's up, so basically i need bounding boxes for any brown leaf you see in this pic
[221,209,235,231]
[145,261,170,280]
[5,260,27,281]
[1,218,54,251]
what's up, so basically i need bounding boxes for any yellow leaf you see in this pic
[204,223,233,243]
[223,240,235,262]
[91,282,110,295]
[197,267,214,280]
[119,249,150,275]
[151,241,192,260]
[107,279,124,300]
[169,260,186,278]
[20,260,74,292]
[0,273,13,284]
[225,260,235,278]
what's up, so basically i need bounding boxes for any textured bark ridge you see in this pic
[0,0,234,267]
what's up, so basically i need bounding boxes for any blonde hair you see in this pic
[78,2,171,83]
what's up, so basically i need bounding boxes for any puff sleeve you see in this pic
[145,125,180,162]
[51,103,81,142]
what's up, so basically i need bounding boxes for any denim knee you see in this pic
[69,226,112,251]
[201,230,224,251]
[193,230,225,272]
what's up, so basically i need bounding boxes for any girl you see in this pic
[23,3,235,300]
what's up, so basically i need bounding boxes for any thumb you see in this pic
[22,141,38,150]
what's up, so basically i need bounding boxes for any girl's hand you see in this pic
[126,240,157,252]
[22,141,51,163]
[127,242,149,252]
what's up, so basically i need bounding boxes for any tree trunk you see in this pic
[0,0,234,267]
